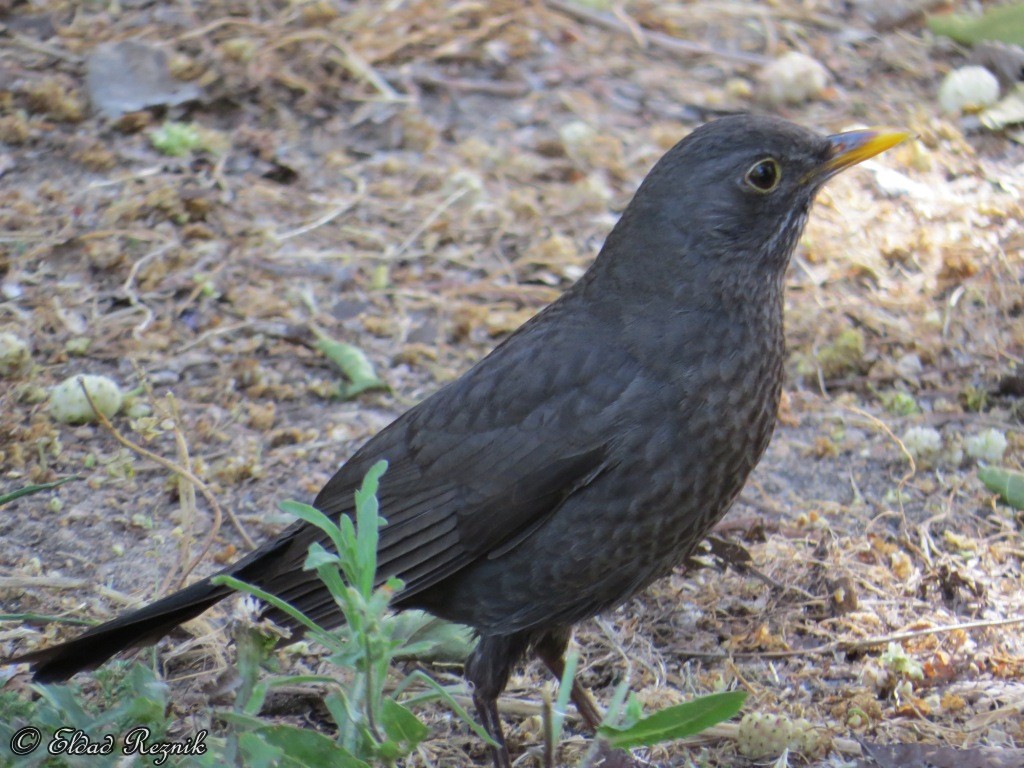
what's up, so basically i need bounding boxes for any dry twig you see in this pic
[545,0,770,65]
[76,380,256,591]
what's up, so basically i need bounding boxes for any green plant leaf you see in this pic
[0,475,80,506]
[150,121,202,156]
[324,688,360,753]
[395,671,497,746]
[279,499,347,556]
[220,710,369,766]
[979,466,1024,509]
[353,460,388,597]
[107,664,169,725]
[623,692,643,727]
[217,710,274,729]
[304,541,340,570]
[315,332,388,400]
[601,674,637,729]
[251,726,370,768]
[264,673,338,688]
[597,690,747,749]
[0,612,92,625]
[551,649,578,748]
[238,731,285,768]
[380,699,428,753]
[389,610,474,663]
[927,3,1024,45]
[33,683,93,727]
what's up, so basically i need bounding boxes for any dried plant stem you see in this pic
[165,394,199,594]
[842,615,1024,651]
[545,0,770,65]
[542,688,555,768]
[677,615,1024,660]
[76,380,255,592]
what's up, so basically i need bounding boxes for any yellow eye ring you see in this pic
[744,158,781,193]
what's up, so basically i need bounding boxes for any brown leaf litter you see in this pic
[1,0,1023,765]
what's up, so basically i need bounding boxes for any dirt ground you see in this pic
[2,0,1023,765]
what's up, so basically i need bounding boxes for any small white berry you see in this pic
[938,66,1000,115]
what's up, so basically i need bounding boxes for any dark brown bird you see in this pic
[7,115,906,767]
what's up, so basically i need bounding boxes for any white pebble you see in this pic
[895,353,923,382]
[0,332,31,377]
[559,120,597,151]
[758,52,829,106]
[965,428,1007,464]
[938,66,1000,115]
[49,374,124,424]
[902,426,942,463]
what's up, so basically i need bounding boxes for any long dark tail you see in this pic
[10,577,232,683]
[7,533,298,684]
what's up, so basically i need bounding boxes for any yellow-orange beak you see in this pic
[811,128,911,182]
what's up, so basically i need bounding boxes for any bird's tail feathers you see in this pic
[8,577,231,684]
[7,534,298,683]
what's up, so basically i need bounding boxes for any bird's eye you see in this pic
[744,159,781,193]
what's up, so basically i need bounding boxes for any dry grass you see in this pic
[1,0,1023,765]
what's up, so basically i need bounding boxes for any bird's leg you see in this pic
[465,634,530,768]
[473,691,511,768]
[537,631,645,768]
[534,630,604,730]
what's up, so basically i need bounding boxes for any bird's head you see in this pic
[599,115,908,299]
